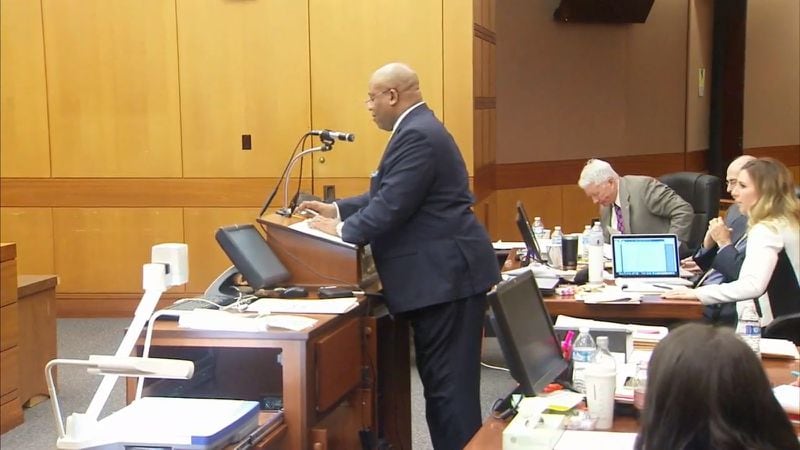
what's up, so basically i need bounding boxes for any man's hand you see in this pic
[680,257,701,274]
[296,200,337,219]
[707,217,732,248]
[308,216,340,236]
[661,286,699,300]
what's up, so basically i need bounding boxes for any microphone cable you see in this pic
[257,132,312,217]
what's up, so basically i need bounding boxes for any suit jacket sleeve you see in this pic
[336,193,370,219]
[710,244,745,281]
[642,178,694,246]
[339,129,436,246]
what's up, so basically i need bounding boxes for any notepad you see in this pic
[246,297,359,315]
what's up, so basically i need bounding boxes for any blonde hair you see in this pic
[742,157,800,229]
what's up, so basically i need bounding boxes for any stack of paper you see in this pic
[246,297,359,315]
[554,315,668,350]
[760,338,800,359]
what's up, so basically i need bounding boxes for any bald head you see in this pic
[366,62,424,131]
[726,155,756,193]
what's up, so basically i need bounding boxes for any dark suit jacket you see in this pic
[337,104,501,314]
[693,204,748,282]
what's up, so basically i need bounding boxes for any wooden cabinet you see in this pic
[0,243,23,434]
[17,274,58,407]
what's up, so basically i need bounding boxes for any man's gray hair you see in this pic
[578,159,619,189]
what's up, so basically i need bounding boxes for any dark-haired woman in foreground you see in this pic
[635,323,799,450]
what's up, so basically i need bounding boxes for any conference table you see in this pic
[543,294,703,321]
[465,355,800,448]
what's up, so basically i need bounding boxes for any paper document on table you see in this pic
[555,315,668,345]
[493,241,526,250]
[263,314,318,331]
[760,338,800,359]
[178,309,269,332]
[576,286,641,304]
[247,297,359,315]
[288,219,357,249]
[773,385,800,415]
[555,431,636,450]
[503,263,559,278]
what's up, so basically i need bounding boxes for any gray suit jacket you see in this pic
[600,175,694,252]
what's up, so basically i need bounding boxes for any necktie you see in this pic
[698,234,748,286]
[614,204,625,234]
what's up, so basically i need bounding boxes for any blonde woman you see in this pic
[663,158,800,325]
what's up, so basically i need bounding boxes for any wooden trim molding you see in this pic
[474,97,496,109]
[56,292,198,318]
[744,145,800,166]
[0,177,369,208]
[473,24,496,44]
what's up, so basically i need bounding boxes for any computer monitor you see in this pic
[214,224,290,290]
[488,270,568,396]
[515,201,544,264]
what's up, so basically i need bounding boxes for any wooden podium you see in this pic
[256,214,378,289]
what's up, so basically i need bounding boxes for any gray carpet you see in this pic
[0,319,513,450]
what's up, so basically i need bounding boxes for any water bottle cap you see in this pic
[596,336,609,347]
[579,326,590,333]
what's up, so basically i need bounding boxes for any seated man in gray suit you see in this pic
[684,155,755,326]
[578,159,694,256]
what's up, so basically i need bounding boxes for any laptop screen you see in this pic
[515,201,544,264]
[611,234,680,278]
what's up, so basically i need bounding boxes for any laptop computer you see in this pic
[611,234,693,287]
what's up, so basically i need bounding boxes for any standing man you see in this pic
[578,159,694,255]
[298,62,500,449]
[684,155,755,325]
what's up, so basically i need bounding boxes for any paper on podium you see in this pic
[247,297,359,314]
[288,219,357,249]
[178,309,270,332]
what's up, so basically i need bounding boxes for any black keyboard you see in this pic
[165,296,237,312]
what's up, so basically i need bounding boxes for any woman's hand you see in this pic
[661,286,699,300]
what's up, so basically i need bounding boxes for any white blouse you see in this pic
[695,219,800,325]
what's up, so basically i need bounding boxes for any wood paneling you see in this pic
[183,208,262,293]
[495,186,562,241]
[745,145,800,166]
[0,208,55,275]
[444,0,475,170]
[308,0,444,178]
[177,1,310,178]
[42,0,181,177]
[52,208,184,292]
[0,0,50,177]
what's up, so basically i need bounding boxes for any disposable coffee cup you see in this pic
[584,367,616,430]
[561,236,579,270]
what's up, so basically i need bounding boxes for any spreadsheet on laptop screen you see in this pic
[612,235,680,277]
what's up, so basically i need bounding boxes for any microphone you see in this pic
[311,129,355,142]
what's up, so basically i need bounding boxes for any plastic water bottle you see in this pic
[549,226,563,269]
[632,360,648,413]
[571,327,596,394]
[579,225,591,262]
[736,303,761,357]
[587,336,617,430]
[587,221,604,285]
[532,216,545,239]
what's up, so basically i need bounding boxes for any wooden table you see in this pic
[128,300,410,450]
[464,356,800,448]
[544,294,703,321]
[17,274,58,407]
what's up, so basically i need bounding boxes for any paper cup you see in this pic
[584,369,616,430]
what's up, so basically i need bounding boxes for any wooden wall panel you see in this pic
[444,0,475,170]
[183,208,262,293]
[177,0,311,178]
[52,208,184,293]
[494,186,562,241]
[0,208,54,275]
[0,0,50,177]
[42,0,181,177]
[308,0,444,179]
[561,185,599,232]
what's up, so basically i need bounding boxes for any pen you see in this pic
[652,284,673,290]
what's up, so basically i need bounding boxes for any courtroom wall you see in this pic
[0,0,473,316]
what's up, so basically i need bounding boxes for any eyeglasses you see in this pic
[364,88,393,104]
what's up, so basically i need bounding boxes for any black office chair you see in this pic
[659,172,721,253]
[763,312,800,345]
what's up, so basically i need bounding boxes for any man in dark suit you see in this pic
[683,155,755,326]
[298,62,500,450]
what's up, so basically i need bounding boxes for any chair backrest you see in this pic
[658,172,721,253]
[763,312,800,345]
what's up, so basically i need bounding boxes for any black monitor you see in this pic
[214,224,291,290]
[515,201,544,264]
[488,270,568,396]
